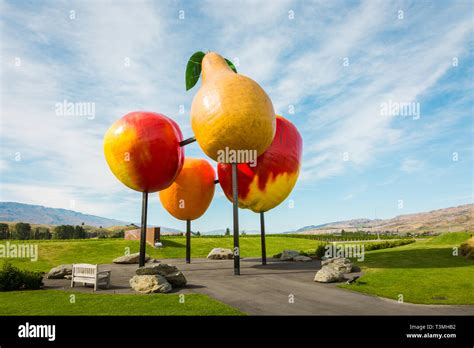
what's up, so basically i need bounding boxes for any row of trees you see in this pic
[0,223,52,240]
[0,223,124,240]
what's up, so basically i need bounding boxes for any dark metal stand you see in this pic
[260,211,267,265]
[139,191,148,267]
[231,163,240,275]
[186,219,191,263]
[180,137,196,147]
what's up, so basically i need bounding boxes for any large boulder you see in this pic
[280,250,300,261]
[136,264,187,287]
[207,248,233,260]
[321,257,353,273]
[314,257,355,283]
[113,253,150,264]
[46,264,72,279]
[314,266,345,283]
[293,255,312,262]
[129,275,172,294]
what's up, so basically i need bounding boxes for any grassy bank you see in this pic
[340,232,474,304]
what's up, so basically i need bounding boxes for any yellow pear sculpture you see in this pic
[190,52,276,162]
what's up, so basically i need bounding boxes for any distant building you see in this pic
[125,227,160,247]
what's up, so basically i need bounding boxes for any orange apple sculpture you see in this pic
[159,157,216,263]
[104,111,185,193]
[159,157,215,220]
[217,115,302,212]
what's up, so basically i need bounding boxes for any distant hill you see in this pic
[294,204,473,234]
[0,202,179,233]
[296,218,380,232]
[0,202,131,227]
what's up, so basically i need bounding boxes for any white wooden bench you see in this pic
[71,264,111,291]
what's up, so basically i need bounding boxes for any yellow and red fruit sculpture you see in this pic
[159,157,215,221]
[218,115,302,212]
[103,111,184,192]
[191,52,276,162]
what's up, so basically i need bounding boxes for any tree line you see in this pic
[0,223,125,240]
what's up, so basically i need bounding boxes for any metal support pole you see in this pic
[231,163,240,275]
[179,137,196,147]
[139,191,148,267]
[260,211,267,265]
[186,219,191,264]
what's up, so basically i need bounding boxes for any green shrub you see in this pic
[460,237,474,259]
[363,239,415,251]
[21,270,44,289]
[315,243,328,259]
[0,263,23,291]
[0,262,43,291]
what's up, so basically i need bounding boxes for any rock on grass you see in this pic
[113,253,150,264]
[129,275,172,294]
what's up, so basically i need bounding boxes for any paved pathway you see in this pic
[43,258,474,315]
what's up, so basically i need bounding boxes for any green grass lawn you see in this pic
[0,290,243,315]
[339,232,474,304]
[0,236,323,272]
[0,236,319,316]
[1,233,473,312]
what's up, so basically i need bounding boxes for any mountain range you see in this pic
[295,204,473,234]
[0,201,472,234]
[0,202,184,232]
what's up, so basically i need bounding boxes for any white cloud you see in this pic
[400,159,424,173]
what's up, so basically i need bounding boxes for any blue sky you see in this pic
[0,0,472,232]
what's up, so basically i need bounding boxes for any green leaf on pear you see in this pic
[185,51,205,91]
[225,58,237,73]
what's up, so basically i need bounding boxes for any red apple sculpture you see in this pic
[217,115,302,212]
[103,111,185,267]
[104,111,184,192]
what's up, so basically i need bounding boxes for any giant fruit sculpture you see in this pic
[217,115,302,212]
[104,111,185,267]
[159,157,215,221]
[189,52,276,162]
[104,111,184,192]
[159,157,216,263]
